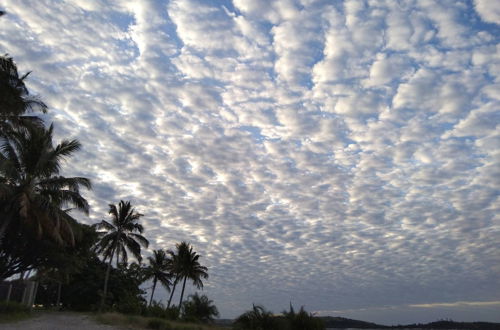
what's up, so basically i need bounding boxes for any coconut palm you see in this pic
[94,200,149,311]
[0,124,91,245]
[166,247,180,309]
[0,55,46,135]
[144,249,172,306]
[174,242,208,310]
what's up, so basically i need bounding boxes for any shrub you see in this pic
[165,305,180,320]
[181,293,219,323]
[147,318,172,330]
[283,304,324,330]
[116,297,144,315]
[233,304,279,330]
[143,301,168,318]
[0,301,30,314]
[234,304,325,330]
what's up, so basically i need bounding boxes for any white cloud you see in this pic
[474,0,500,24]
[1,0,499,323]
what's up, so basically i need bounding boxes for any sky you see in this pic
[1,0,499,325]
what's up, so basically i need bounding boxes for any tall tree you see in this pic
[94,200,149,311]
[175,242,208,310]
[0,55,46,135]
[144,249,172,306]
[0,124,91,246]
[166,247,180,309]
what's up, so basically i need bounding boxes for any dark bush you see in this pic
[0,301,30,314]
[165,305,180,320]
[181,293,219,323]
[147,317,172,330]
[143,301,168,318]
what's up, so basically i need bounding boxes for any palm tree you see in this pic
[0,124,91,245]
[94,200,149,311]
[174,242,208,310]
[166,247,180,309]
[144,249,172,306]
[0,55,46,135]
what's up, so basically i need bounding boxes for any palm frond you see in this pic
[123,235,142,262]
[39,176,92,191]
[52,138,81,159]
[94,219,115,231]
[130,232,149,248]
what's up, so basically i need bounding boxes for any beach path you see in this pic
[1,312,129,330]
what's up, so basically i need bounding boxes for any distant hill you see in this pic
[215,316,500,329]
[320,316,500,329]
[320,316,390,328]
[391,320,500,329]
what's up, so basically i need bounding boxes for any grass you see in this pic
[94,312,226,330]
[0,301,32,323]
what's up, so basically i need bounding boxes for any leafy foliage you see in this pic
[94,200,149,311]
[0,301,31,323]
[61,257,146,311]
[282,303,324,330]
[169,242,208,309]
[181,293,219,323]
[234,304,325,330]
[234,305,279,330]
[0,55,46,135]
[94,200,149,265]
[33,222,99,306]
[164,306,180,321]
[143,301,170,319]
[147,318,173,330]
[0,218,94,280]
[0,301,30,314]
[144,249,173,306]
[0,124,91,247]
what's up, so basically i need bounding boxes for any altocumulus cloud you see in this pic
[1,0,499,324]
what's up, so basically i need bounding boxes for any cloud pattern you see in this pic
[1,0,499,324]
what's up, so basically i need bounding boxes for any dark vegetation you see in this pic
[320,316,384,328]
[0,49,217,326]
[317,316,500,330]
[389,320,500,330]
[0,301,31,322]
[233,304,324,330]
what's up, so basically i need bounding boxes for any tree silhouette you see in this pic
[282,303,324,330]
[0,55,46,135]
[182,292,219,323]
[169,242,208,310]
[0,124,91,246]
[166,247,179,309]
[94,200,149,311]
[234,304,277,330]
[144,249,172,306]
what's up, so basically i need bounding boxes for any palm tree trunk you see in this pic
[167,277,178,308]
[178,276,187,310]
[149,277,157,306]
[99,244,117,312]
